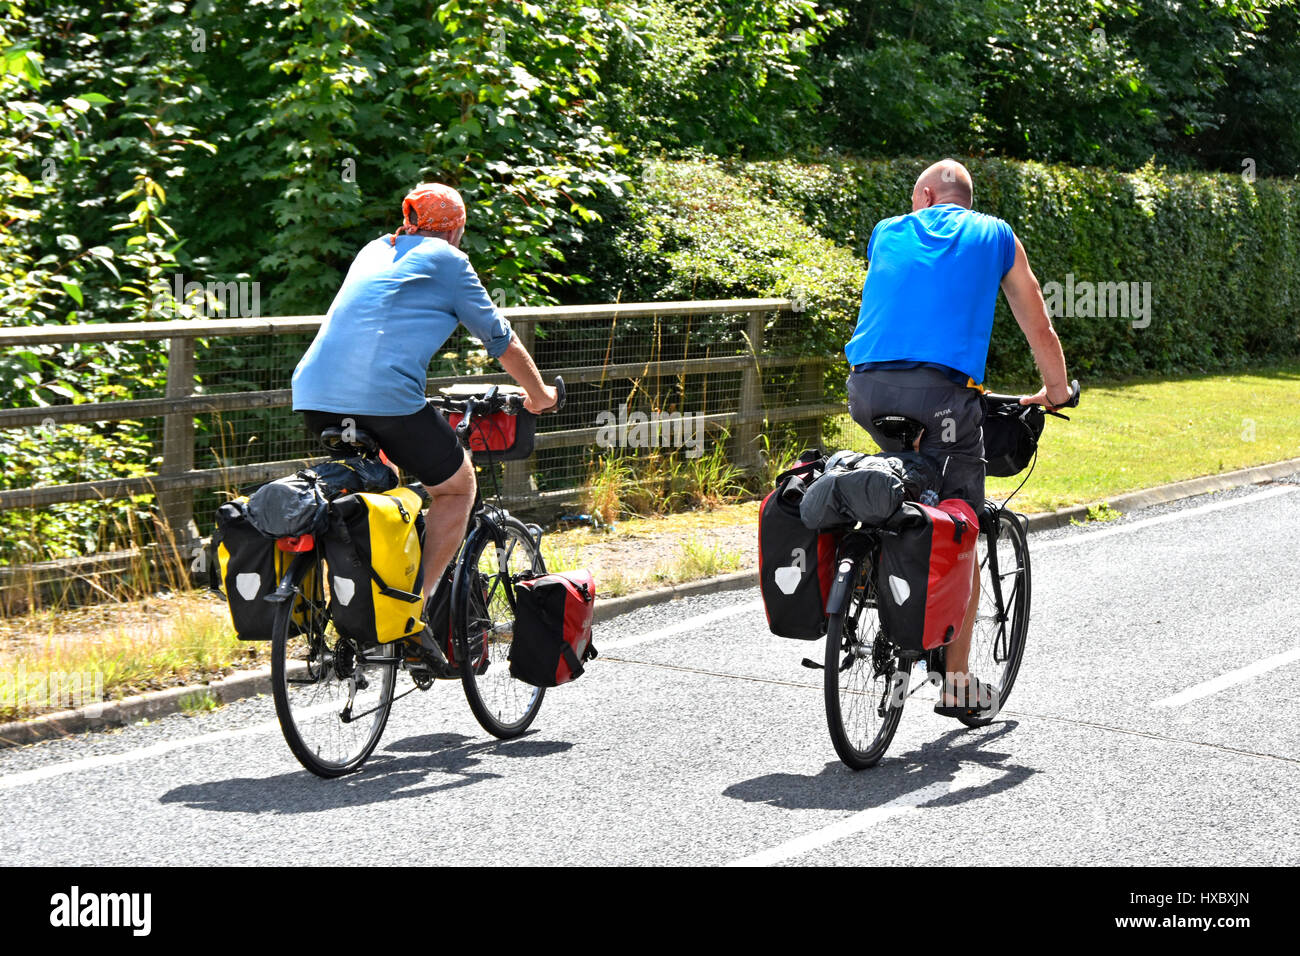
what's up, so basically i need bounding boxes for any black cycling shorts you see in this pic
[846,366,986,509]
[301,404,465,487]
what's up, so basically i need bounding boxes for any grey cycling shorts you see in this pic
[846,367,986,509]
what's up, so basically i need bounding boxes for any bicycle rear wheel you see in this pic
[271,552,397,777]
[824,556,907,769]
[959,507,1031,728]
[454,516,546,738]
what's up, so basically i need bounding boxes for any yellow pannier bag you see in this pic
[323,487,426,644]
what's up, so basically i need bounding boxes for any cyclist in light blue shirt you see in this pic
[292,184,557,671]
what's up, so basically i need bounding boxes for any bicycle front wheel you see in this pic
[271,552,397,777]
[960,507,1031,728]
[824,557,907,769]
[454,516,546,738]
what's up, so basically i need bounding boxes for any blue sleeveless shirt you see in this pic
[845,204,1016,384]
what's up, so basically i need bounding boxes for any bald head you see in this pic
[912,160,973,211]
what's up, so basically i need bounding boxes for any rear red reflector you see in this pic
[277,534,315,552]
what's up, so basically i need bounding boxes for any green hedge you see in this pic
[598,159,866,360]
[592,156,1300,388]
[745,157,1300,386]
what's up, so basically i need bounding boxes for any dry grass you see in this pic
[0,590,263,722]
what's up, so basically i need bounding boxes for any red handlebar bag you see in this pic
[508,570,597,686]
[876,498,979,653]
[446,409,536,461]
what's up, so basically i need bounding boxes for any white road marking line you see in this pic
[599,600,765,652]
[1034,484,1298,552]
[1151,647,1300,709]
[726,765,989,867]
[0,719,285,791]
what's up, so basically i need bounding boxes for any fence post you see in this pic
[735,309,767,471]
[157,334,197,561]
[795,358,826,451]
[503,318,537,500]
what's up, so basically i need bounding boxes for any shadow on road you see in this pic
[723,721,1035,812]
[159,731,573,814]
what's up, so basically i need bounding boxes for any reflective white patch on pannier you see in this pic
[235,573,262,602]
[888,574,910,605]
[334,576,356,606]
[774,565,803,595]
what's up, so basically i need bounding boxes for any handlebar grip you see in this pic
[1062,379,1081,409]
[552,376,566,413]
[456,398,475,444]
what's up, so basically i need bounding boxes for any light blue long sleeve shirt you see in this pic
[292,235,513,415]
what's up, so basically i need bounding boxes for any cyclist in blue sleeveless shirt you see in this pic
[293,183,556,667]
[845,159,1072,716]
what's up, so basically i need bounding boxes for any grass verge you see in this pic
[0,592,265,723]
[824,360,1300,512]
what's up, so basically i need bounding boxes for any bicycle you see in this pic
[822,380,1080,770]
[265,378,566,778]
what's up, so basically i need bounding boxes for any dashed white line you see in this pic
[1034,484,1298,552]
[1151,646,1300,709]
[726,765,988,866]
[0,719,285,791]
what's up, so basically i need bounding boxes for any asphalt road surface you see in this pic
[3,480,1298,866]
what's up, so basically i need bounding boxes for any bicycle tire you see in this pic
[271,552,397,777]
[958,507,1031,728]
[454,515,546,738]
[823,555,907,769]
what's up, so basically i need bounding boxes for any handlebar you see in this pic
[431,376,566,446]
[983,379,1081,417]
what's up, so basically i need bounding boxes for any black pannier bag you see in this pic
[210,499,316,640]
[759,452,840,640]
[982,396,1046,477]
[508,570,597,686]
[799,450,942,530]
[876,498,979,653]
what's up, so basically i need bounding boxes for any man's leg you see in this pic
[420,456,476,601]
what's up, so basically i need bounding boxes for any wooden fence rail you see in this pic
[1,299,840,558]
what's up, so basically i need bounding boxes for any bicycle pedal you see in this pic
[800,658,824,670]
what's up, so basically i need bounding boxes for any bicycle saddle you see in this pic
[319,425,381,456]
[871,414,926,452]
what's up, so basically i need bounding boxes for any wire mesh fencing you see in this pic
[0,299,856,607]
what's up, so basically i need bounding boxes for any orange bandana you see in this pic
[389,183,466,245]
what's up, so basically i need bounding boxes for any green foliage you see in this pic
[602,159,866,358]
[808,0,1300,174]
[603,0,842,155]
[0,420,156,566]
[746,154,1300,383]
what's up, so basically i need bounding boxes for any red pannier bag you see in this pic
[759,452,840,639]
[876,498,979,653]
[508,570,597,686]
[445,409,536,461]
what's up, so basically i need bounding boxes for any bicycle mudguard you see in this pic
[823,536,875,617]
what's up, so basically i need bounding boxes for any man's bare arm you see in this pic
[1001,236,1072,407]
[496,333,557,413]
